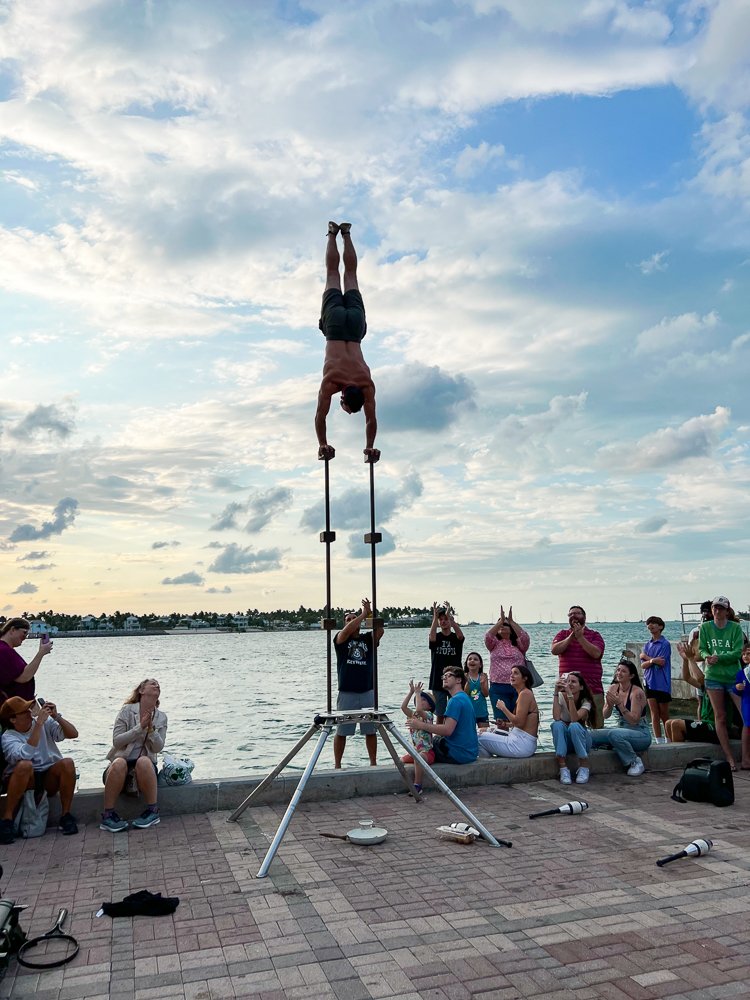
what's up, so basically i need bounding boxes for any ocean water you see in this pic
[33,620,679,788]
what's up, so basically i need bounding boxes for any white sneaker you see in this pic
[559,767,572,784]
[575,767,590,784]
[627,756,645,776]
[654,736,667,745]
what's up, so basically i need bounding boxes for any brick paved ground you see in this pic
[1,767,749,999]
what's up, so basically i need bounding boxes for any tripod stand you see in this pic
[228,455,511,877]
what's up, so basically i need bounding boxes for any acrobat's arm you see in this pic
[315,384,335,460]
[362,385,379,462]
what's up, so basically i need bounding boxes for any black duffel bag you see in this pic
[672,756,734,807]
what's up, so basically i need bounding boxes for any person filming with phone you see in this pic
[0,617,53,701]
[0,695,79,844]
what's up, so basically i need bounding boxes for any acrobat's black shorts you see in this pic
[319,288,367,342]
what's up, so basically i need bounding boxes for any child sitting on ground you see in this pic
[400,680,435,794]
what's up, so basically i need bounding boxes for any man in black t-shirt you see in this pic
[333,598,384,768]
[428,603,465,722]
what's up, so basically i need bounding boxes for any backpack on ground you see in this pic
[672,756,734,807]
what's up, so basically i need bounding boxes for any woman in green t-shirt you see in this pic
[698,597,744,770]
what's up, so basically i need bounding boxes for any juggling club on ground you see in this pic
[529,800,589,820]
[656,838,713,868]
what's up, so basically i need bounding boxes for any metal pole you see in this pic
[376,723,422,800]
[324,458,333,715]
[227,723,319,823]
[366,457,380,709]
[256,722,334,878]
[383,721,511,848]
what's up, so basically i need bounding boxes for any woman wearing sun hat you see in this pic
[699,596,744,771]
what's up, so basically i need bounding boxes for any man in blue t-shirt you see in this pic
[406,667,478,765]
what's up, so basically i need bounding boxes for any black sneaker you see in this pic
[0,818,15,845]
[59,812,78,836]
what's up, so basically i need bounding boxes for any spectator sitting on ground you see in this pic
[550,670,598,785]
[0,696,79,844]
[406,667,478,766]
[478,664,539,759]
[100,678,167,833]
[399,680,435,795]
[591,654,651,776]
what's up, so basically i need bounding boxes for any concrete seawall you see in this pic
[57,741,735,825]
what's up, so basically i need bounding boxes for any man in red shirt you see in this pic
[551,606,605,727]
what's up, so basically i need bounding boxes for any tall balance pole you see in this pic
[364,454,382,709]
[321,456,336,714]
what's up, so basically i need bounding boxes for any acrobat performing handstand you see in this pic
[315,222,379,463]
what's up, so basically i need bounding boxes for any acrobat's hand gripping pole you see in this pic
[320,455,336,714]
[364,453,383,709]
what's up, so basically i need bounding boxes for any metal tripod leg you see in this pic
[383,721,512,848]
[227,723,319,823]
[256,722,334,879]
[375,723,421,800]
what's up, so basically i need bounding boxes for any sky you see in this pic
[0,0,749,624]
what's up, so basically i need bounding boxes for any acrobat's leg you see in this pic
[341,225,359,292]
[326,224,342,292]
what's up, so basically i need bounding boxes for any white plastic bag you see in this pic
[157,754,195,787]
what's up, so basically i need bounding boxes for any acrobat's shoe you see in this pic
[327,221,340,236]
[339,222,352,235]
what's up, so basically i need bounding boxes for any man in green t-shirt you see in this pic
[698,596,744,770]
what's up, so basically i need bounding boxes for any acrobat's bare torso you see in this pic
[315,223,378,462]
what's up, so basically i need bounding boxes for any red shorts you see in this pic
[401,750,436,765]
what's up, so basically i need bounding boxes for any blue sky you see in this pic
[1,0,749,622]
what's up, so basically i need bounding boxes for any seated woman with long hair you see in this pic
[477,664,538,758]
[100,678,167,833]
[591,656,651,776]
[550,670,598,785]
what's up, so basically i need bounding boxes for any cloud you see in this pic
[599,407,730,472]
[378,366,476,432]
[161,571,205,585]
[8,403,75,439]
[9,498,79,542]
[210,501,245,532]
[208,543,283,574]
[300,472,423,532]
[151,540,181,549]
[245,486,293,533]
[209,475,246,493]
[12,581,38,595]
[17,550,50,561]
[454,141,507,179]
[635,516,668,534]
[206,585,232,594]
[497,392,588,438]
[637,250,669,275]
[347,527,396,559]
[635,311,719,355]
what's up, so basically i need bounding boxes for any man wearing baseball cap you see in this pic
[0,696,79,844]
[698,597,744,771]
